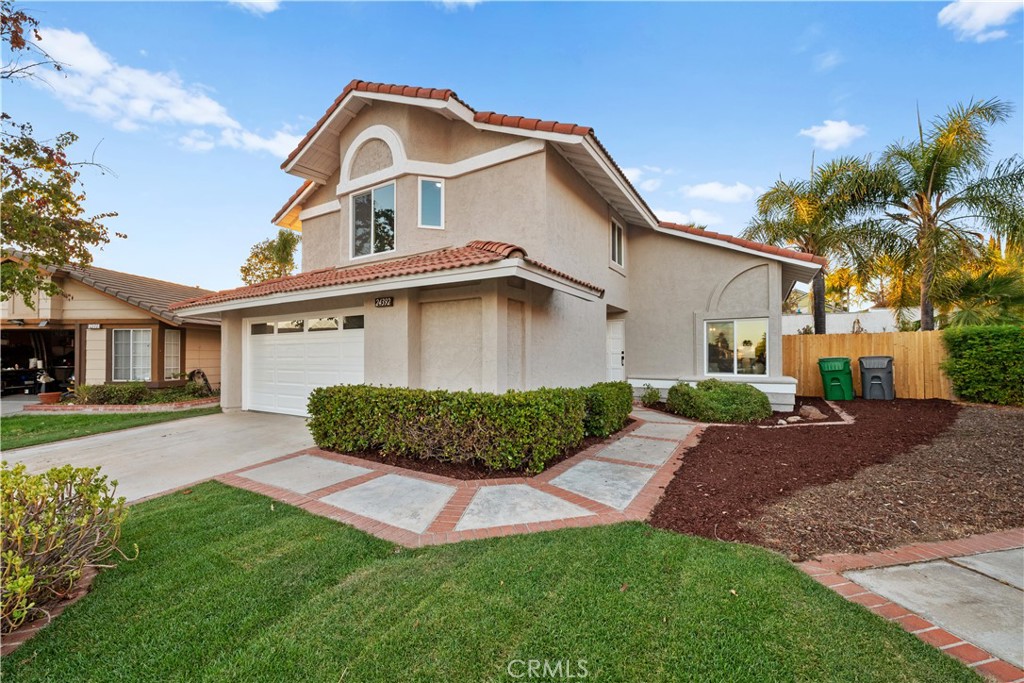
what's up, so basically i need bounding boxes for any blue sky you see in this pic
[6,0,1023,290]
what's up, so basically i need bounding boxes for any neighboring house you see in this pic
[1,254,221,394]
[172,80,823,415]
[782,308,921,335]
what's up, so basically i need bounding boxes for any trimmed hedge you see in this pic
[582,382,634,438]
[308,386,587,473]
[72,382,212,405]
[942,325,1024,406]
[666,379,772,423]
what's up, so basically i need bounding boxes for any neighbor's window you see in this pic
[352,182,396,257]
[418,178,443,229]
[112,329,152,382]
[706,319,767,375]
[164,329,181,380]
[611,222,624,267]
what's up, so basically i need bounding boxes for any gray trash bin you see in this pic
[859,356,895,400]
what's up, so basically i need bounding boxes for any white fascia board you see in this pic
[274,182,320,227]
[174,259,599,316]
[580,137,659,229]
[652,225,823,278]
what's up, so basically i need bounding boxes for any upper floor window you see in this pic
[352,182,396,258]
[610,222,624,267]
[418,178,444,229]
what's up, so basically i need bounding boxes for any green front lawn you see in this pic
[4,483,975,682]
[0,407,221,450]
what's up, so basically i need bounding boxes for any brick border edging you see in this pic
[0,566,98,657]
[798,528,1024,682]
[23,397,221,413]
[214,416,704,549]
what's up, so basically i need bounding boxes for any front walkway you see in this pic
[218,409,703,547]
[799,529,1024,682]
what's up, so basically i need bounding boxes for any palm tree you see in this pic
[859,99,1024,330]
[931,240,1024,327]
[744,156,874,334]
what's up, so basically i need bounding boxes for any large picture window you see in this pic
[164,329,181,380]
[352,182,396,258]
[706,319,767,375]
[113,329,152,382]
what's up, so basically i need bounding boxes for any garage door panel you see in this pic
[246,318,364,417]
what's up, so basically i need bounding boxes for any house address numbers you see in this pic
[374,297,394,308]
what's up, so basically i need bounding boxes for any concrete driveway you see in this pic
[4,411,313,502]
[1,394,38,417]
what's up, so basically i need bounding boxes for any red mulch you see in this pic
[647,399,962,549]
[642,396,840,425]
[328,419,637,481]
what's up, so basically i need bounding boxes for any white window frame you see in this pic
[350,181,397,260]
[704,318,769,376]
[164,329,182,380]
[112,328,152,382]
[610,221,625,268]
[417,177,444,229]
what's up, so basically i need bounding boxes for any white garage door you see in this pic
[245,313,364,416]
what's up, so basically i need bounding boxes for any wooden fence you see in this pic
[782,331,954,400]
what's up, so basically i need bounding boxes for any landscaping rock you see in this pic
[777,419,787,426]
[799,405,828,421]
[786,416,802,423]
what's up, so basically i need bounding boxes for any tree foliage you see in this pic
[239,229,301,285]
[1,1,119,306]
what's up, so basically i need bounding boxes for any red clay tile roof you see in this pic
[658,222,828,267]
[171,241,602,310]
[473,112,592,136]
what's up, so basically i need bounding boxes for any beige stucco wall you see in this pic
[184,327,221,389]
[420,297,483,391]
[84,328,107,384]
[626,229,784,380]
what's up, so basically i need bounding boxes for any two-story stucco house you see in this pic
[172,80,824,416]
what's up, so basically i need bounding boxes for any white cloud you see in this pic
[680,181,760,203]
[938,0,1022,42]
[621,167,643,183]
[639,178,662,192]
[622,165,675,192]
[798,120,868,150]
[31,27,300,158]
[814,49,843,72]
[655,208,724,227]
[440,0,481,10]
[229,0,281,15]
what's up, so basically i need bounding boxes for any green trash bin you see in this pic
[818,357,854,400]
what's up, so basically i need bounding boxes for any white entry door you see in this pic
[606,319,625,381]
[246,312,364,416]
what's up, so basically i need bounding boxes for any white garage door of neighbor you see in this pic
[246,313,364,416]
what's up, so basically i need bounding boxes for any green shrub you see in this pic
[72,382,150,405]
[941,325,1024,406]
[581,381,634,438]
[640,384,661,408]
[666,379,772,423]
[308,386,586,473]
[1,462,133,633]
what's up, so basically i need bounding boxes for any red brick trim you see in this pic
[798,528,1024,682]
[23,397,220,414]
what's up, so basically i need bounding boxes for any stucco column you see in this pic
[220,310,243,411]
[479,280,503,393]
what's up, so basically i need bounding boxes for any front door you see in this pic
[606,319,625,381]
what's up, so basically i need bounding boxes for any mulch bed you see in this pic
[648,399,974,558]
[642,396,840,426]
[326,419,637,481]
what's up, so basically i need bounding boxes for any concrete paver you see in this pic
[454,484,593,531]
[6,411,313,502]
[1,394,37,417]
[631,422,694,441]
[321,474,455,533]
[549,459,656,510]
[952,548,1024,590]
[240,455,371,494]
[848,556,1024,668]
[629,408,693,424]
[597,435,677,465]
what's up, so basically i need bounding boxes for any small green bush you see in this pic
[70,381,215,405]
[308,386,587,473]
[1,462,133,633]
[942,325,1024,406]
[666,379,772,423]
[581,381,634,438]
[640,384,661,408]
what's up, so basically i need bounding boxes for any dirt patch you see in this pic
[746,404,1024,558]
[647,399,965,554]
[327,419,637,481]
